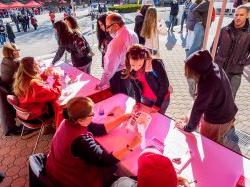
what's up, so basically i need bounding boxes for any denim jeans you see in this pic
[227,74,242,100]
[186,22,204,57]
[168,15,177,31]
[0,33,6,45]
[180,12,187,31]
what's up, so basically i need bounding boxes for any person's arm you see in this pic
[88,114,131,136]
[71,133,141,167]
[52,46,65,65]
[183,81,213,132]
[71,134,119,167]
[29,79,61,103]
[98,40,121,87]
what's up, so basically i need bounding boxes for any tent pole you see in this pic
[202,0,214,49]
[211,0,227,59]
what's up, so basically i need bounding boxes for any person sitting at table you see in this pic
[46,96,141,187]
[0,43,21,135]
[52,20,93,74]
[176,50,238,145]
[97,13,112,68]
[13,56,62,122]
[111,146,190,187]
[123,44,171,114]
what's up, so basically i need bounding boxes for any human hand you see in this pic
[175,120,187,130]
[128,134,142,150]
[177,175,190,187]
[44,67,53,76]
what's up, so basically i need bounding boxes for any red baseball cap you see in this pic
[137,151,177,187]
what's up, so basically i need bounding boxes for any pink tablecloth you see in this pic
[39,60,111,128]
[94,94,250,187]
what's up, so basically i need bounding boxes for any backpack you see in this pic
[73,32,92,57]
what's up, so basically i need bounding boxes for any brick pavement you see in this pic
[1,10,250,186]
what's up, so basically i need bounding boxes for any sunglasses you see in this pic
[106,23,116,29]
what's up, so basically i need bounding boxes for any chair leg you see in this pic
[32,125,44,154]
[20,125,25,139]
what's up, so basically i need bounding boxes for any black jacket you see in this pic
[193,0,209,28]
[184,50,238,132]
[134,14,145,45]
[131,59,170,108]
[214,20,250,75]
[52,32,92,67]
[170,1,179,16]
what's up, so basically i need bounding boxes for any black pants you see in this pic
[109,71,134,97]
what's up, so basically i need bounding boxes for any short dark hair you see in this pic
[108,12,125,27]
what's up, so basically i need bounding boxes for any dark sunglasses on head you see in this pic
[106,22,116,29]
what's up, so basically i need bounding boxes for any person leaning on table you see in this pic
[111,146,190,187]
[176,50,238,145]
[46,96,141,187]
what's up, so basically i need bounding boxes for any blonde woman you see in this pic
[140,7,159,56]
[13,57,61,121]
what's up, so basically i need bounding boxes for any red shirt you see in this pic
[18,73,61,119]
[137,70,169,102]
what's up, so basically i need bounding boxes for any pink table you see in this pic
[39,59,112,127]
[94,94,250,187]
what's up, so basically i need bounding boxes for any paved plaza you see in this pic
[0,7,250,186]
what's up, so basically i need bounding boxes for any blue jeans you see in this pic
[0,33,6,45]
[186,22,204,57]
[180,12,187,31]
[168,15,177,31]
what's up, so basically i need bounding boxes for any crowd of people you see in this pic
[0,1,250,186]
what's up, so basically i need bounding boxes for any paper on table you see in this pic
[163,140,192,173]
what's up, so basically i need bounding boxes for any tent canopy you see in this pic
[0,3,10,9]
[9,1,25,9]
[24,0,42,8]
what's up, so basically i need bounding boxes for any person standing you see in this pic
[31,15,38,30]
[52,21,93,74]
[96,13,112,67]
[49,11,56,25]
[176,50,238,145]
[0,19,6,45]
[96,13,139,95]
[140,7,160,56]
[134,4,151,45]
[123,45,171,114]
[23,14,30,30]
[6,23,15,43]
[11,12,21,32]
[179,0,192,33]
[186,0,209,56]
[214,5,250,99]
[168,0,179,32]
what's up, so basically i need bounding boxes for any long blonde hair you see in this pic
[13,57,42,97]
[140,7,157,39]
